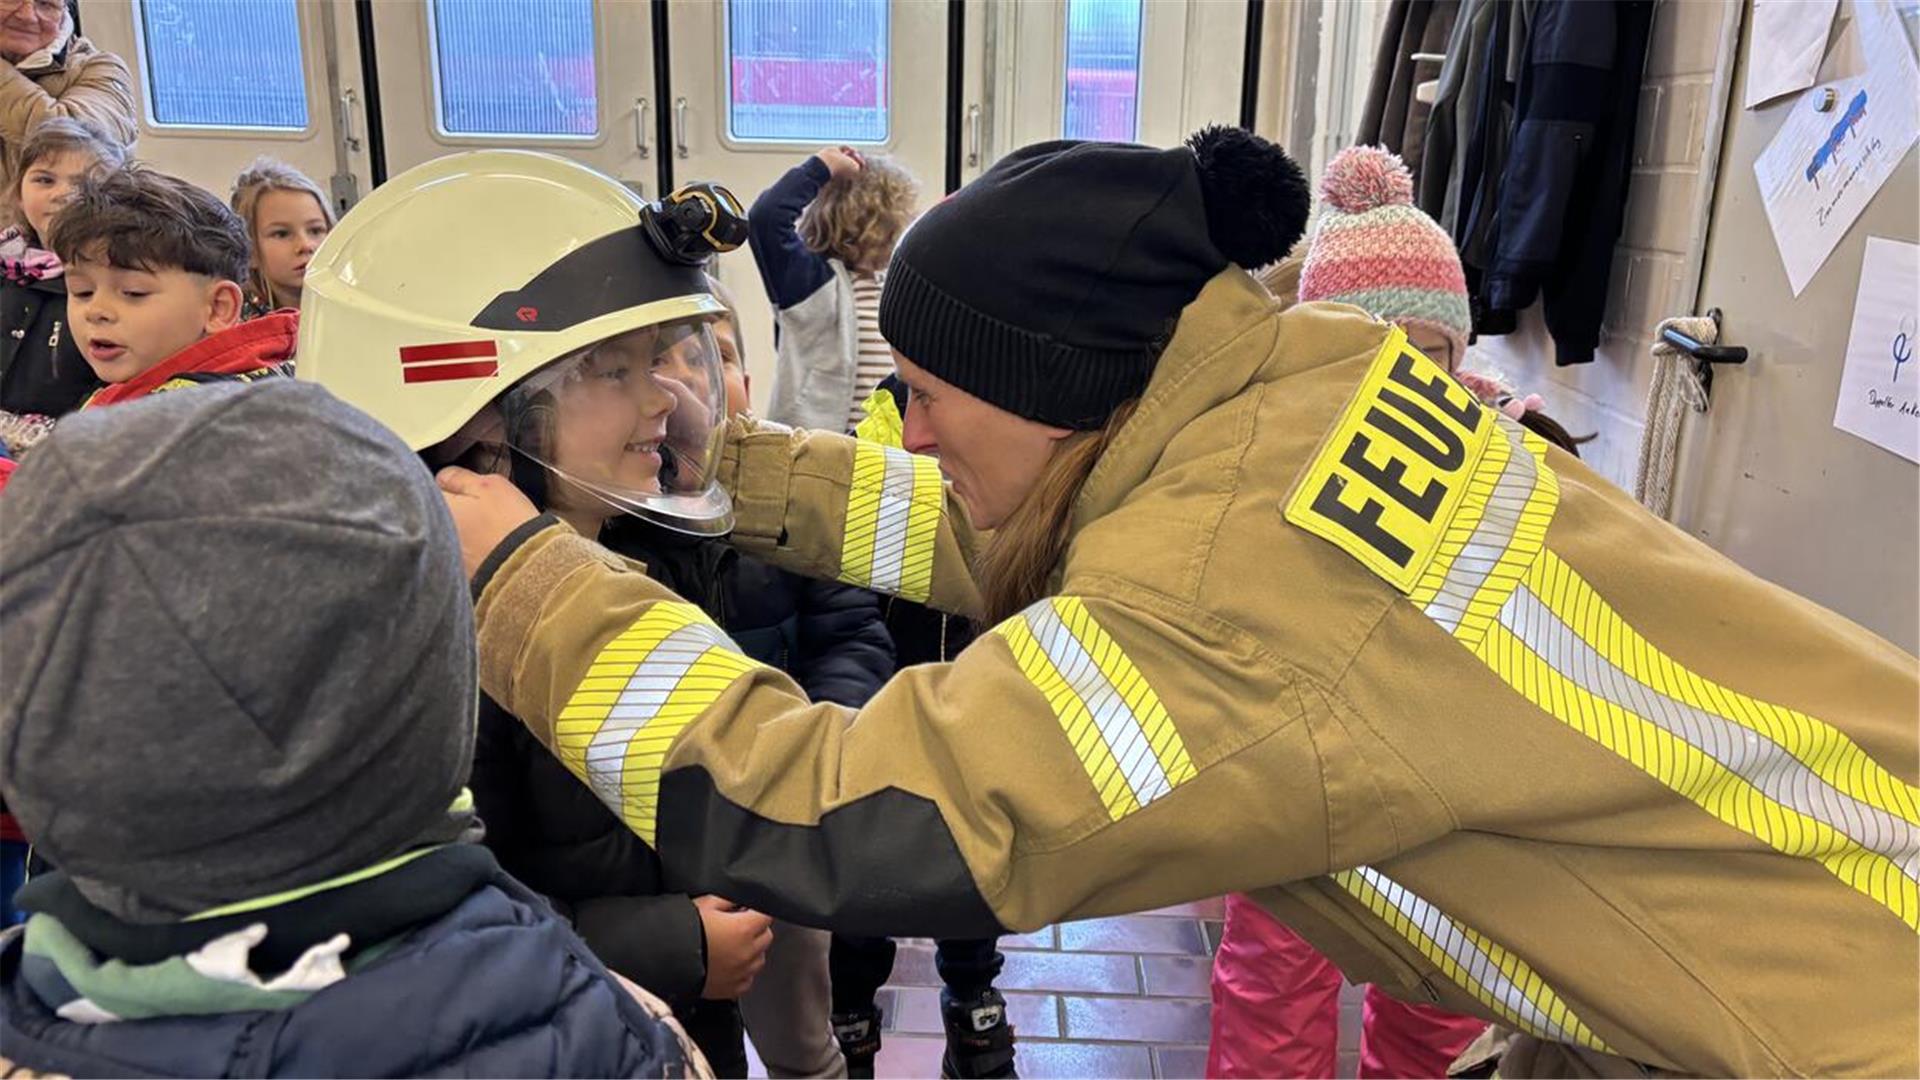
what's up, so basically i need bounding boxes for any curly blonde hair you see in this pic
[230,156,335,310]
[796,154,920,274]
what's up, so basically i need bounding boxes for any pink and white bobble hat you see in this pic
[1297,145,1471,370]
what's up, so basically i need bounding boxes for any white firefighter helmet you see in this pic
[297,150,748,535]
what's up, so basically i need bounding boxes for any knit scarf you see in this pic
[0,226,62,284]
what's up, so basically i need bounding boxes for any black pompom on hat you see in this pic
[879,126,1308,430]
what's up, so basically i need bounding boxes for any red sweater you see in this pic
[82,313,297,409]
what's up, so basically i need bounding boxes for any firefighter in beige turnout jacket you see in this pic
[316,139,1917,1078]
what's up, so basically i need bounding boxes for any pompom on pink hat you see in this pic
[1297,146,1471,369]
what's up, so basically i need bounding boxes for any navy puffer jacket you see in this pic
[0,873,699,1078]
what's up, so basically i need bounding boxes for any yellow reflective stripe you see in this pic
[554,601,760,846]
[993,597,1197,821]
[618,647,762,843]
[839,440,943,603]
[1533,560,1920,828]
[853,385,904,447]
[1053,597,1197,790]
[999,613,1139,819]
[1478,550,1920,929]
[1403,414,1556,646]
[900,454,943,604]
[1333,866,1612,1053]
[1404,416,1920,928]
[1407,419,1509,610]
[841,441,887,593]
[1456,432,1556,649]
[1428,418,1559,649]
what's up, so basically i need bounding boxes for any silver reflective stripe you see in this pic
[581,621,734,809]
[1424,421,1541,634]
[868,447,919,596]
[1346,867,1585,1045]
[1499,585,1920,882]
[1026,601,1173,809]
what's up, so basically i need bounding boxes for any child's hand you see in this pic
[816,146,865,181]
[693,896,773,1000]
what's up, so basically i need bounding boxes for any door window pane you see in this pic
[432,0,598,137]
[727,0,889,143]
[139,0,308,129]
[1062,0,1142,142]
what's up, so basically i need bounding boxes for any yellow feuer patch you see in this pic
[1285,327,1494,594]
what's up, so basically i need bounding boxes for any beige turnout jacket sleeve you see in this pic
[470,447,1344,936]
[715,418,989,618]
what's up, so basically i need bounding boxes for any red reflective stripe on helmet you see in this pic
[402,360,500,383]
[399,341,499,365]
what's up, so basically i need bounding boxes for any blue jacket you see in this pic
[0,855,699,1078]
[748,158,867,431]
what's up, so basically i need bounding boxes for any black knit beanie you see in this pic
[879,126,1309,430]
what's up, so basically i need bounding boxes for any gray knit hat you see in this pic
[0,381,477,922]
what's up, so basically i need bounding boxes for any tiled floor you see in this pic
[749,897,1368,1079]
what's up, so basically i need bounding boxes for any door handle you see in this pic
[966,103,981,168]
[339,88,361,153]
[1659,307,1748,410]
[674,97,690,160]
[635,98,651,159]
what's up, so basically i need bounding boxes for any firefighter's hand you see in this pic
[437,466,541,579]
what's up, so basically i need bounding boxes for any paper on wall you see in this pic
[1753,0,1920,296]
[1745,0,1840,108]
[1832,237,1919,464]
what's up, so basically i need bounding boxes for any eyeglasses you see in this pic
[2,0,66,19]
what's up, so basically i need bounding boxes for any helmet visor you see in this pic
[499,318,733,535]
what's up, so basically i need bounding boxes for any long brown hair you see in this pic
[229,156,335,310]
[973,400,1139,625]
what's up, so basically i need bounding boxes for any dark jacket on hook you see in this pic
[1481,0,1655,364]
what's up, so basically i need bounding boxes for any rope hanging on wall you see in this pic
[1633,314,1717,519]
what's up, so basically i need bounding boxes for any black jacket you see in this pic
[881,593,978,669]
[1481,0,1654,364]
[469,523,894,1000]
[1,274,98,416]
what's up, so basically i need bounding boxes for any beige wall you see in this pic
[1465,0,1735,490]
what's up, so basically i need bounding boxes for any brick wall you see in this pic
[1468,0,1734,489]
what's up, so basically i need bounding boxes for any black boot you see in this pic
[832,1005,883,1080]
[939,988,1017,1079]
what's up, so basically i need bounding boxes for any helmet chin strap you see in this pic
[508,445,550,513]
[658,443,682,490]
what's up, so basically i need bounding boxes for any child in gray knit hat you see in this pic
[0,380,709,1078]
